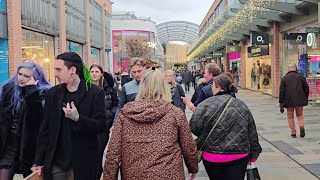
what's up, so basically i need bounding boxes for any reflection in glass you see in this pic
[22,29,54,84]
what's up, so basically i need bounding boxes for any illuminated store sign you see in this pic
[147,42,157,49]
[248,45,269,58]
[252,32,269,45]
[307,33,318,49]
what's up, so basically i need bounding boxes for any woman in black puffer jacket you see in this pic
[90,64,118,179]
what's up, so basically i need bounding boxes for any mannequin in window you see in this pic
[251,63,257,87]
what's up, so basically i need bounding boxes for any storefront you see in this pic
[22,29,55,84]
[227,46,241,86]
[67,41,83,58]
[282,22,320,102]
[0,38,8,84]
[229,52,241,86]
[246,45,272,94]
[112,30,156,73]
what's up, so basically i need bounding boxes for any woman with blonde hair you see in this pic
[165,70,186,112]
[103,68,198,180]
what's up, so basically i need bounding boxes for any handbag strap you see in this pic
[199,97,233,150]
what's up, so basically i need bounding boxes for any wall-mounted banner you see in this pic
[285,33,307,44]
[251,32,269,45]
[247,45,269,58]
[299,54,307,77]
[226,46,240,53]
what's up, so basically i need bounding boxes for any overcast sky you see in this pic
[112,0,214,25]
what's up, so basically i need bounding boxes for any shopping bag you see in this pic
[197,150,203,163]
[23,171,43,180]
[246,162,261,180]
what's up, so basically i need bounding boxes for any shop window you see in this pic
[91,47,100,65]
[0,0,6,13]
[67,41,83,58]
[22,29,54,84]
[0,38,8,84]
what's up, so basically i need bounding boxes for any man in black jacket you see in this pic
[279,63,309,138]
[31,52,106,180]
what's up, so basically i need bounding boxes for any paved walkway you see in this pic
[14,88,320,180]
[184,88,320,180]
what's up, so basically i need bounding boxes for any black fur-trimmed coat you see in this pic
[0,85,47,175]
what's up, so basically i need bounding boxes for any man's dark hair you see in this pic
[64,61,84,78]
[56,52,84,78]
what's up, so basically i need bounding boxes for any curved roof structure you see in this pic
[156,21,199,45]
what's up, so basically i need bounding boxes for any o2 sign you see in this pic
[307,33,318,49]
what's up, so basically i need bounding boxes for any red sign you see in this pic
[310,55,320,62]
[229,52,240,60]
[307,78,320,98]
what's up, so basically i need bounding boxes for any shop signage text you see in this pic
[146,42,157,49]
[69,45,79,51]
[91,50,98,55]
[226,46,240,53]
[307,33,318,49]
[247,45,269,58]
[205,54,213,59]
[213,52,223,58]
[285,33,307,43]
[252,32,269,45]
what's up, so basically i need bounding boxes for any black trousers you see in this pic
[96,132,109,179]
[184,82,190,92]
[203,156,249,180]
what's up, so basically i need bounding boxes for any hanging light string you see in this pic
[187,0,275,60]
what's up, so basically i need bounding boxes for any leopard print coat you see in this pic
[103,100,198,180]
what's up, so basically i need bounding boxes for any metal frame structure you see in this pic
[156,21,200,45]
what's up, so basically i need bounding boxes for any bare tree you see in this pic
[124,36,151,59]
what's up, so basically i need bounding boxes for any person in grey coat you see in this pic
[182,69,193,92]
[166,70,186,113]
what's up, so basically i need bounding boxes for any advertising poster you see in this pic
[299,54,307,77]
[0,39,9,84]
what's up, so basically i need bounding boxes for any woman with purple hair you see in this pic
[0,61,51,180]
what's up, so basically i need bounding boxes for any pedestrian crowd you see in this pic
[5,52,301,180]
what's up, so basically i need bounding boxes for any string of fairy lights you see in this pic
[187,0,275,60]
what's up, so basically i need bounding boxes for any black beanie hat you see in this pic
[56,52,83,64]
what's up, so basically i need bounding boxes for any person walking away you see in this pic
[103,68,198,180]
[190,74,262,180]
[182,63,221,112]
[191,78,206,104]
[114,71,121,96]
[279,63,309,138]
[31,52,107,180]
[176,73,183,85]
[0,62,50,180]
[90,64,118,179]
[165,70,186,113]
[113,57,147,123]
[182,69,192,92]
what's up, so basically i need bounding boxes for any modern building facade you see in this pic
[6,0,112,84]
[110,11,163,74]
[0,0,8,84]
[189,0,319,101]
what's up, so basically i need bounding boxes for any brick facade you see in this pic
[7,0,22,77]
[272,21,281,98]
[240,40,247,89]
[7,0,112,78]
